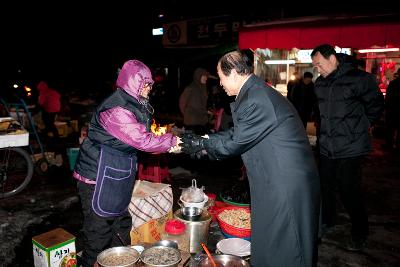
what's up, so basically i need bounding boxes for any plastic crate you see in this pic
[138,154,169,183]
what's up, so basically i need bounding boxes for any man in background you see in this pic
[311,44,384,251]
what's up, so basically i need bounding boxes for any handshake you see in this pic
[169,132,208,159]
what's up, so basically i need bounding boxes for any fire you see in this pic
[151,120,167,136]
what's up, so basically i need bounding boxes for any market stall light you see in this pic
[358,48,399,53]
[264,60,296,65]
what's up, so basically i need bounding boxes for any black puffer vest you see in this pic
[74,89,152,181]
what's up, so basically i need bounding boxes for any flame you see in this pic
[151,120,167,136]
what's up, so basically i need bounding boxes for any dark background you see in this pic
[1,3,397,94]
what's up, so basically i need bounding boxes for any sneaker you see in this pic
[345,237,367,251]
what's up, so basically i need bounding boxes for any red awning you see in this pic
[239,21,400,50]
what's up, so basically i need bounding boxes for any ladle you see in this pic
[201,243,217,267]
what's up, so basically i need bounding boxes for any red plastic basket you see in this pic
[216,206,251,238]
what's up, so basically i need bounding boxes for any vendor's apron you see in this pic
[92,145,137,217]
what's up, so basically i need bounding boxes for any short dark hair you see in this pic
[304,72,313,79]
[218,50,254,76]
[311,44,336,59]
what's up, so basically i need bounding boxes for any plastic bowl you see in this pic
[221,230,251,241]
[217,207,251,238]
[219,193,250,207]
[179,195,209,209]
[216,238,251,257]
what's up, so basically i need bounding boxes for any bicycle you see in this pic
[0,146,34,198]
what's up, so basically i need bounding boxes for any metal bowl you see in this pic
[97,246,140,267]
[141,245,181,267]
[198,254,250,267]
[153,240,178,249]
[181,206,203,221]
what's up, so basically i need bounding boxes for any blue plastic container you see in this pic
[66,148,79,171]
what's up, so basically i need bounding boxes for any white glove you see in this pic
[168,136,182,153]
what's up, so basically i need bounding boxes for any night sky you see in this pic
[1,3,397,92]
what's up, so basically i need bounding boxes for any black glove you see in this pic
[181,133,206,155]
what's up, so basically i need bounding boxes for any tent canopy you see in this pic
[239,20,400,50]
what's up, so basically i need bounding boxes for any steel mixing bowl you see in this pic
[97,246,140,267]
[198,254,250,267]
[181,206,203,221]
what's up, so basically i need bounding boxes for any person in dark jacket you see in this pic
[384,68,400,150]
[311,44,384,251]
[291,71,318,128]
[179,68,211,135]
[73,60,181,267]
[181,50,320,267]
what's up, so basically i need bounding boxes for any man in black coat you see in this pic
[311,44,384,251]
[384,68,400,150]
[291,71,318,128]
[181,50,320,267]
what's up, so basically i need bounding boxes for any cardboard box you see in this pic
[130,211,172,244]
[32,228,77,267]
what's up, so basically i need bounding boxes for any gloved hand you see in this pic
[181,133,206,155]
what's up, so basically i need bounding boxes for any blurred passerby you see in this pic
[291,71,318,128]
[384,68,400,150]
[286,71,300,102]
[179,68,212,135]
[36,80,61,139]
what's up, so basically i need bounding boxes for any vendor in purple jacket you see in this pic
[73,59,181,267]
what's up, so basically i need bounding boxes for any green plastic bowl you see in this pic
[219,193,250,207]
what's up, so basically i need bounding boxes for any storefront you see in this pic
[238,16,400,96]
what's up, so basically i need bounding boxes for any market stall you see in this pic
[238,15,400,96]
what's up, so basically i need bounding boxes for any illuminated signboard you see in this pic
[297,48,351,63]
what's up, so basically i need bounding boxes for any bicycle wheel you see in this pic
[0,147,34,198]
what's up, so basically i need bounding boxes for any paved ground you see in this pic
[0,137,399,266]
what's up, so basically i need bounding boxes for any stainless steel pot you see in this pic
[174,209,211,253]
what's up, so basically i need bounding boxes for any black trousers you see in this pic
[41,111,59,138]
[319,155,369,240]
[77,182,132,267]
